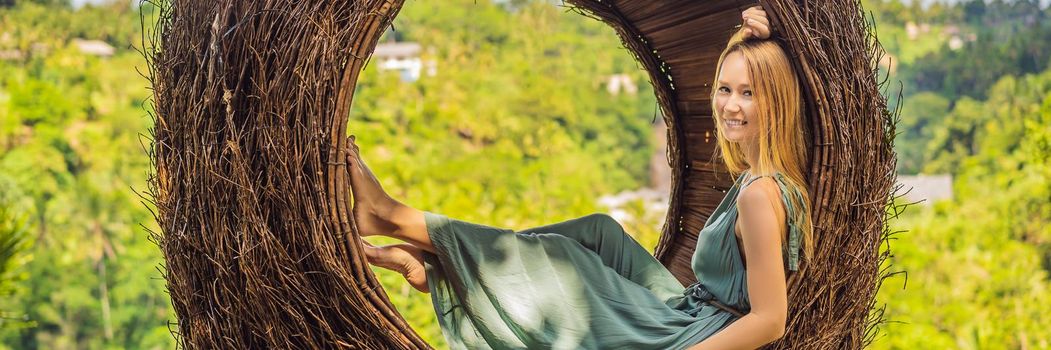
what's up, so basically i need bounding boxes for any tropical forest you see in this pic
[0,0,1048,348]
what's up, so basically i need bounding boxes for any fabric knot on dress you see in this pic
[682,281,715,300]
[682,282,745,317]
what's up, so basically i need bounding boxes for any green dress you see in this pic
[420,173,802,349]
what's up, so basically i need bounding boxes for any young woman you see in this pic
[348,6,812,349]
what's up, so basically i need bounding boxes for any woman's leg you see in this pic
[345,136,435,254]
[517,213,682,298]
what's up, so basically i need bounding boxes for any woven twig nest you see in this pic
[146,0,896,348]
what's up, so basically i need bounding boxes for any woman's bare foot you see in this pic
[346,135,400,237]
[362,241,429,293]
[345,135,437,254]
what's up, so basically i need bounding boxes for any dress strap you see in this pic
[772,173,804,271]
[738,172,805,271]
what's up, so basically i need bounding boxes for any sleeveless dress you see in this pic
[419,172,803,349]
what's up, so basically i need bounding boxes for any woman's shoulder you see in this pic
[737,176,787,217]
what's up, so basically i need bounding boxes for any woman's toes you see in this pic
[395,244,429,293]
[360,242,386,264]
[403,261,429,293]
[362,243,429,293]
[347,136,360,156]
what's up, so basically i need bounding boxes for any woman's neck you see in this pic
[740,140,761,175]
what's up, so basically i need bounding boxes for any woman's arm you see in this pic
[686,178,788,350]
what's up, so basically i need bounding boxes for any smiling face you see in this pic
[711,34,806,179]
[714,51,759,143]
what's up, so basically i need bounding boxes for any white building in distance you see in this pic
[897,174,954,205]
[73,39,115,57]
[606,74,638,96]
[372,42,435,82]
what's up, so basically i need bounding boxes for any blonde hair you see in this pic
[710,29,814,264]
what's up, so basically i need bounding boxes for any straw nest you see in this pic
[145,0,898,348]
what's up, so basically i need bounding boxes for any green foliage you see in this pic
[900,2,1051,99]
[0,3,173,349]
[872,66,1051,349]
[353,3,660,344]
[895,92,949,173]
[0,0,1047,348]
[0,186,32,333]
[803,1,1051,346]
[923,70,1051,174]
[1,0,661,348]
[0,1,141,51]
[353,0,657,228]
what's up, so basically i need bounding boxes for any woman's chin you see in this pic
[723,131,758,144]
[723,133,747,143]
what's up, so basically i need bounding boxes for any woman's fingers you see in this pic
[743,5,766,21]
[745,13,768,28]
[747,20,771,39]
[742,19,767,39]
[741,5,772,39]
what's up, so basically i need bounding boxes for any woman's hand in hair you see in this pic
[741,5,772,39]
